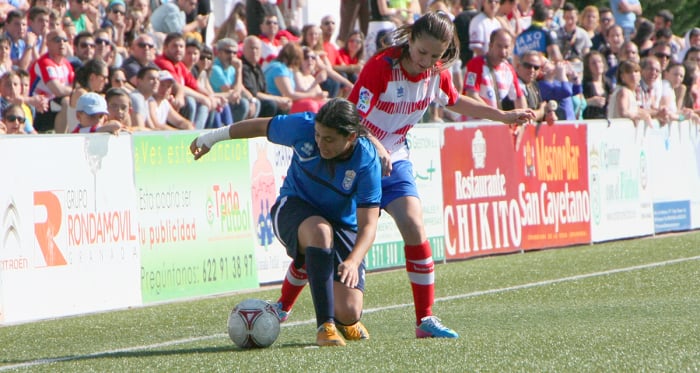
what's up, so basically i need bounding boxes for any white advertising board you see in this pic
[587,120,654,242]
[0,135,141,324]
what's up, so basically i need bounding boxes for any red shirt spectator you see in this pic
[30,52,74,98]
[154,53,199,91]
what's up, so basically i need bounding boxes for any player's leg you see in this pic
[332,226,369,340]
[273,262,307,322]
[382,161,458,339]
[270,196,345,346]
[334,284,369,340]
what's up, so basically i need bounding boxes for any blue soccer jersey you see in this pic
[267,112,382,229]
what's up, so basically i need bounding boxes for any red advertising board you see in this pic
[515,123,591,250]
[441,125,522,260]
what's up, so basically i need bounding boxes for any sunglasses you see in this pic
[75,0,89,4]
[521,62,541,70]
[111,9,125,15]
[52,36,69,43]
[654,52,671,60]
[137,41,155,49]
[5,115,25,123]
[95,38,110,45]
[601,17,613,23]
[200,55,212,61]
[305,54,317,60]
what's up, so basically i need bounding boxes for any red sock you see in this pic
[277,262,307,312]
[405,241,435,325]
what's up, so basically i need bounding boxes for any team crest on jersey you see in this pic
[357,87,372,113]
[397,86,404,98]
[466,72,476,87]
[301,142,314,156]
[342,170,356,190]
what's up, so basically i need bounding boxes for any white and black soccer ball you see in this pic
[227,299,281,348]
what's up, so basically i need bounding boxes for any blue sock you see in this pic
[305,246,334,327]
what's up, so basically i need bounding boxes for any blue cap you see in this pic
[76,92,108,115]
[108,0,126,9]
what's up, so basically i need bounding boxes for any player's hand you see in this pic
[505,108,536,126]
[190,138,210,160]
[337,260,360,288]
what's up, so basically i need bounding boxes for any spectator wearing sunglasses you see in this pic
[1,104,32,135]
[29,29,74,132]
[101,0,127,52]
[209,37,252,122]
[122,33,158,86]
[93,28,121,67]
[0,73,38,134]
[592,7,614,51]
[509,50,556,124]
[68,31,95,70]
[647,41,673,72]
[258,14,282,65]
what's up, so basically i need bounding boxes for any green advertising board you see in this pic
[132,132,258,303]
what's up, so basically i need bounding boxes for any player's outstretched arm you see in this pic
[190,117,270,160]
[450,95,535,125]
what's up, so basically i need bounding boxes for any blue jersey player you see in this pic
[190,98,382,347]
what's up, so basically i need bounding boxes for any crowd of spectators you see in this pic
[0,0,699,134]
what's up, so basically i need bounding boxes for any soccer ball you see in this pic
[227,299,281,348]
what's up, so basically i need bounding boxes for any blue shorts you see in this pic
[380,160,419,209]
[270,196,366,291]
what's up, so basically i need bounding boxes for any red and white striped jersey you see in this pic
[463,55,523,112]
[29,53,74,99]
[348,46,458,162]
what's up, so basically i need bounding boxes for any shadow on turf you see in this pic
[0,342,319,366]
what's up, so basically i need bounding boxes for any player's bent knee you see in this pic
[298,216,334,248]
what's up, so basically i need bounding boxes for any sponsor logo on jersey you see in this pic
[357,87,372,113]
[466,72,476,87]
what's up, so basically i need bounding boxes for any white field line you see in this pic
[2,255,699,371]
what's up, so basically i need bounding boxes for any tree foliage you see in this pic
[570,0,699,36]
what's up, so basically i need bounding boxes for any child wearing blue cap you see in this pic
[72,92,121,134]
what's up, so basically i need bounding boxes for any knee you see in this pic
[334,297,363,324]
[297,216,333,248]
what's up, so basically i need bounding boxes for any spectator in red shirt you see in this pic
[154,32,219,129]
[336,30,365,84]
[463,29,526,117]
[320,15,341,66]
[29,29,74,132]
[259,13,285,65]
